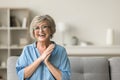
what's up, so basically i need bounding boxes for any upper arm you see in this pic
[16,46,28,80]
[59,48,71,80]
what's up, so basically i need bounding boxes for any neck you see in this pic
[36,40,51,49]
[36,40,52,54]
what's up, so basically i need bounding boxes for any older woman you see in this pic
[16,15,71,80]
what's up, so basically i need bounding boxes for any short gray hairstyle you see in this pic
[30,15,56,39]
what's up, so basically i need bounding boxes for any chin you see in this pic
[37,38,48,42]
[38,39,46,42]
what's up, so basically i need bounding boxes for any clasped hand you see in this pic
[41,44,55,64]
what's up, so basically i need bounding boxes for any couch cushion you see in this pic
[69,57,110,80]
[7,56,19,80]
[109,57,120,80]
[69,57,84,80]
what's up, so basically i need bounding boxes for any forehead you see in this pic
[37,20,50,26]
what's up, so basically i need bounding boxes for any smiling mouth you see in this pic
[39,33,46,37]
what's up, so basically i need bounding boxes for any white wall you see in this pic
[0,0,120,46]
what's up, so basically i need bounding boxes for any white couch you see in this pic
[7,56,120,80]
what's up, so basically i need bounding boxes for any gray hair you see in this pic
[30,15,56,39]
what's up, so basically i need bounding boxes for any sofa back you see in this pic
[69,57,110,80]
[7,56,120,80]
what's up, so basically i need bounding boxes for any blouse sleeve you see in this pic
[16,46,28,80]
[60,48,71,80]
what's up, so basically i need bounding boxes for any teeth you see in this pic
[39,34,45,37]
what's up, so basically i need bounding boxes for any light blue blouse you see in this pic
[16,42,71,80]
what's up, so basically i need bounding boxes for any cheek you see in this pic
[47,30,52,36]
[48,29,52,34]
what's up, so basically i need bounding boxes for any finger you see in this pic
[48,44,55,49]
[44,54,51,63]
[49,48,54,53]
[44,52,51,59]
[43,47,53,57]
[46,48,54,55]
[46,44,55,52]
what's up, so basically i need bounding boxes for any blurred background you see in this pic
[0,0,120,80]
[1,0,120,46]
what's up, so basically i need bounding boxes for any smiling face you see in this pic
[33,20,51,42]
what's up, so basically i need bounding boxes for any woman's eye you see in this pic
[35,27,40,30]
[43,26,48,28]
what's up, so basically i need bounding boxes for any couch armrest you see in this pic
[109,57,120,80]
[7,56,19,80]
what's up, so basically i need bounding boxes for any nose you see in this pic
[39,27,43,32]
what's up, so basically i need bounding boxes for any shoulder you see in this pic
[53,43,67,56]
[55,43,66,51]
[54,44,69,60]
[19,43,35,58]
[23,42,35,50]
